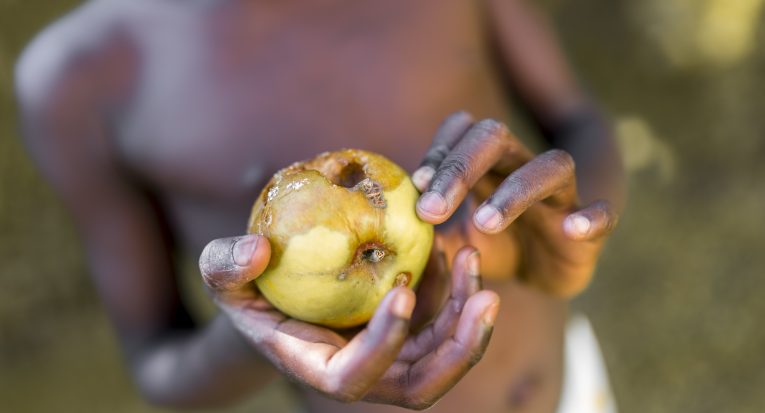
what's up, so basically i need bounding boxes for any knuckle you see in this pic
[200,273,220,290]
[594,199,614,215]
[545,149,576,175]
[502,174,533,203]
[594,199,619,232]
[322,378,362,403]
[439,152,475,181]
[473,118,510,141]
[473,119,512,148]
[201,271,234,291]
[199,261,221,290]
[424,143,452,165]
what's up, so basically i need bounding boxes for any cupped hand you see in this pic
[199,235,499,409]
[412,111,620,296]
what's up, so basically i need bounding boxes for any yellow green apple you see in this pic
[248,149,434,328]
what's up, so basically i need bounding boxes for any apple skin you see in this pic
[247,149,434,328]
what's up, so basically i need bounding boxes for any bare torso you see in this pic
[116,0,512,248]
[42,0,567,411]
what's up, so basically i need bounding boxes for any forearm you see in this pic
[485,0,625,210]
[128,313,278,409]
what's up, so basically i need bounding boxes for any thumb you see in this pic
[199,234,271,292]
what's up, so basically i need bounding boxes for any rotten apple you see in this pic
[247,149,434,328]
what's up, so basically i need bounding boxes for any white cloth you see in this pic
[557,315,618,413]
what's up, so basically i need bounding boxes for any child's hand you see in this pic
[412,112,619,296]
[199,235,499,409]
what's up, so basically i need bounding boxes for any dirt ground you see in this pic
[2,1,764,412]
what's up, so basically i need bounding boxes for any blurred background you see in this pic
[1,0,763,412]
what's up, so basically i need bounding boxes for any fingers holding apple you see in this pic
[398,246,486,361]
[364,247,500,409]
[407,234,451,331]
[389,290,498,410]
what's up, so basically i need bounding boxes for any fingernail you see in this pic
[391,291,415,319]
[467,251,480,277]
[233,236,260,266]
[482,301,500,326]
[474,205,502,231]
[411,167,435,192]
[565,215,591,236]
[418,192,447,216]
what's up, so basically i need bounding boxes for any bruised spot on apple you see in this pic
[248,149,434,328]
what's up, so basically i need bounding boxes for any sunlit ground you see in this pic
[1,1,764,412]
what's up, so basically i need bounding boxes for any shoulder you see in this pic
[15,1,139,115]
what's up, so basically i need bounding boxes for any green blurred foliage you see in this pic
[1,1,764,412]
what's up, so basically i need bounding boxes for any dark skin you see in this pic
[15,0,623,412]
